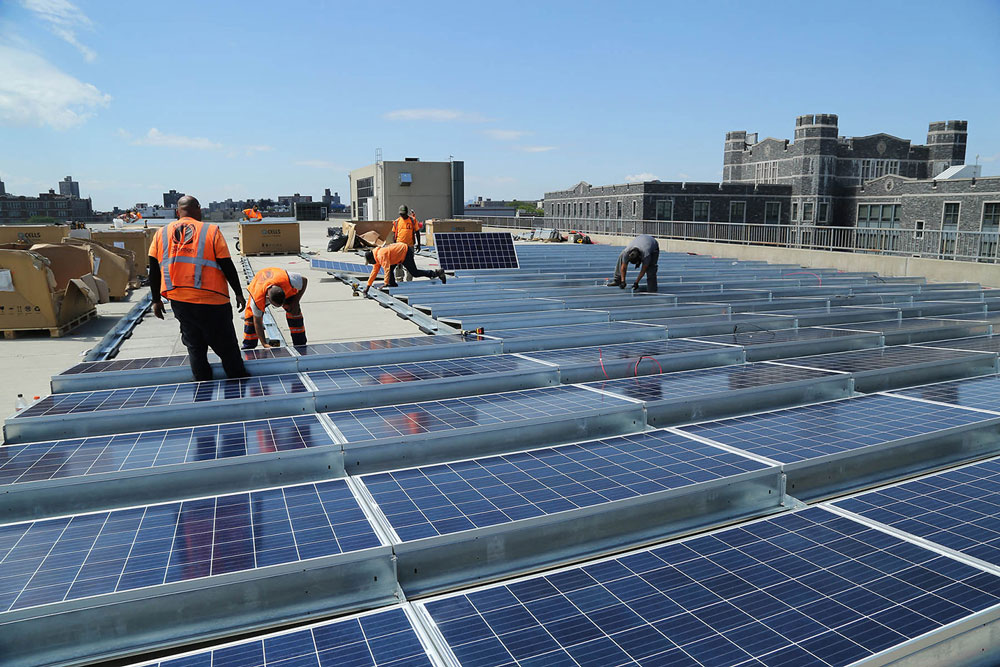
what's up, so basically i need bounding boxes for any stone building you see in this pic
[0,189,95,224]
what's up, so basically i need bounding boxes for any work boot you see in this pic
[437,269,447,284]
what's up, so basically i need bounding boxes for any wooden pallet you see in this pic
[2,309,98,339]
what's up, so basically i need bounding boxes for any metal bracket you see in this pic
[83,293,153,362]
[328,271,445,335]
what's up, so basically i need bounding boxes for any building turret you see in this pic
[723,131,748,182]
[926,120,968,177]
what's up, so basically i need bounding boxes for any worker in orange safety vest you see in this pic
[242,205,263,221]
[243,267,309,348]
[363,242,445,297]
[148,195,248,381]
[390,204,422,282]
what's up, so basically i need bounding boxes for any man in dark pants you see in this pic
[610,233,659,292]
[148,195,249,381]
[362,242,445,297]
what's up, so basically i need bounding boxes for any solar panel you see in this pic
[420,507,1000,667]
[15,374,310,419]
[0,415,333,486]
[831,318,970,333]
[835,457,1000,568]
[306,355,544,392]
[0,480,380,613]
[893,375,1000,413]
[522,339,728,365]
[326,386,632,443]
[585,363,839,403]
[772,345,993,374]
[491,322,659,340]
[58,347,294,376]
[137,606,434,667]
[919,335,1000,354]
[361,430,769,541]
[694,326,876,347]
[310,258,371,274]
[679,394,992,463]
[434,232,519,270]
[295,333,486,355]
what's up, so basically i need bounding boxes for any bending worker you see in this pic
[243,267,309,348]
[390,204,421,282]
[242,205,263,221]
[363,242,445,297]
[611,233,659,292]
[148,195,248,381]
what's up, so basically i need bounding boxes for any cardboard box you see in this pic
[423,218,482,245]
[123,224,162,251]
[0,225,70,246]
[0,249,97,332]
[27,244,93,290]
[342,220,394,241]
[78,273,110,304]
[91,230,151,277]
[239,221,300,255]
[59,238,131,298]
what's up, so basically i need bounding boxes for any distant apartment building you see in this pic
[163,189,183,208]
[58,176,80,199]
[349,157,464,221]
[278,194,312,206]
[0,179,5,197]
[0,189,95,223]
[321,189,346,211]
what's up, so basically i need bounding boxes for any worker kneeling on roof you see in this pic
[244,267,309,348]
[363,242,445,297]
[242,204,263,221]
[148,195,248,381]
[611,233,659,293]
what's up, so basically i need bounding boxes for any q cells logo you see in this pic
[262,229,282,236]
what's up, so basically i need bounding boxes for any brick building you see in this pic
[0,189,96,224]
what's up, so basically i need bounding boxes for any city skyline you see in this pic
[1,0,998,211]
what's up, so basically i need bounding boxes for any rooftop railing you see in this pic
[463,215,1000,264]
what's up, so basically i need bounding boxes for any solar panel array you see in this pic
[307,355,543,392]
[0,480,380,612]
[774,345,993,373]
[0,416,333,485]
[522,339,726,365]
[422,507,1000,667]
[921,335,1000,353]
[490,321,660,340]
[295,333,486,356]
[361,430,768,541]
[693,326,873,347]
[679,394,993,463]
[310,258,372,274]
[434,232,519,270]
[893,375,1000,412]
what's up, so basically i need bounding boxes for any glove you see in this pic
[632,282,640,291]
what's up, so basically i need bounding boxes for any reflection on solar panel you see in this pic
[694,327,871,347]
[327,386,630,442]
[894,375,1000,413]
[362,430,768,541]
[831,318,967,332]
[524,339,725,365]
[296,334,483,355]
[139,606,432,667]
[835,457,1000,567]
[773,346,993,373]
[587,363,837,403]
[679,394,991,463]
[0,480,379,612]
[307,356,542,391]
[920,335,1000,353]
[492,322,658,339]
[59,347,294,376]
[435,232,519,270]
[310,258,371,274]
[421,507,1000,667]
[16,374,310,418]
[0,416,332,485]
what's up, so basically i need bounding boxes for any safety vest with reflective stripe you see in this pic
[152,218,230,303]
[247,267,300,316]
[392,215,416,246]
[243,208,262,220]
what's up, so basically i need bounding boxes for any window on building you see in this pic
[818,202,829,223]
[753,161,779,185]
[765,202,781,224]
[803,202,814,223]
[792,202,798,221]
[617,201,622,218]
[693,201,709,222]
[980,203,1000,261]
[655,200,672,221]
[729,201,746,223]
[915,220,925,239]
[605,201,610,218]
[632,200,637,217]
[983,203,1000,230]
[943,202,960,229]
[357,177,374,200]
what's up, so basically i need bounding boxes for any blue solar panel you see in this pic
[361,430,769,541]
[693,326,869,348]
[586,363,838,403]
[311,258,371,274]
[772,346,992,373]
[143,607,433,667]
[830,318,967,333]
[491,322,658,340]
[421,507,1000,666]
[435,232,519,270]
[16,374,310,418]
[0,480,380,612]
[893,375,1000,413]
[306,355,544,391]
[522,339,726,365]
[295,333,486,356]
[919,335,1000,354]
[59,348,294,376]
[326,386,632,443]
[835,457,1000,568]
[0,415,333,485]
[679,394,992,463]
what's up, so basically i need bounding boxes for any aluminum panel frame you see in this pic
[497,324,668,353]
[553,345,745,384]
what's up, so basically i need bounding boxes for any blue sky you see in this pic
[1,0,998,211]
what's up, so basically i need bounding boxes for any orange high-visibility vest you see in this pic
[367,242,409,286]
[247,267,300,315]
[242,208,262,220]
[392,215,416,246]
[149,218,230,304]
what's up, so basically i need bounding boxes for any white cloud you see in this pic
[0,45,109,129]
[383,108,489,122]
[295,159,346,170]
[484,129,529,141]
[131,128,222,150]
[625,172,657,182]
[515,145,556,153]
[979,152,1000,163]
[20,0,96,62]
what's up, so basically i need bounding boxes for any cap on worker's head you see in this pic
[399,205,408,216]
